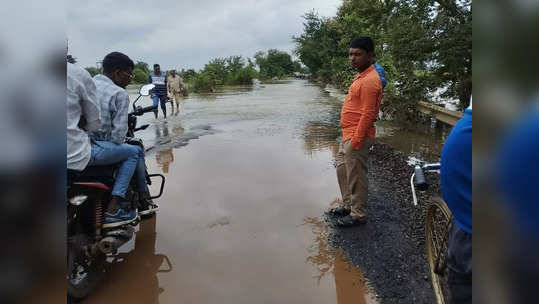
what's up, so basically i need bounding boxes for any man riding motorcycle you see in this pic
[67,61,138,228]
[90,52,159,220]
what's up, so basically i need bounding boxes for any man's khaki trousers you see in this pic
[335,137,374,218]
[172,92,183,113]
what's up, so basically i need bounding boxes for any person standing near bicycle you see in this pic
[441,99,472,303]
[329,36,383,227]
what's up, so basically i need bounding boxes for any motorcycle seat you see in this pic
[81,165,116,178]
[68,166,117,186]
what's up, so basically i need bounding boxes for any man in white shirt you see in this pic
[67,63,101,170]
[67,62,137,227]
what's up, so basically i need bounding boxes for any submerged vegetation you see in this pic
[182,50,303,93]
[86,49,303,93]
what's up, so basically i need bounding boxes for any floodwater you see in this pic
[82,79,442,303]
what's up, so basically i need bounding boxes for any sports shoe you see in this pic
[139,199,159,216]
[103,208,137,228]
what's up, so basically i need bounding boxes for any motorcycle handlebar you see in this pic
[414,165,428,191]
[139,105,158,114]
[129,105,158,116]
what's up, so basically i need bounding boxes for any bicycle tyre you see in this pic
[425,196,452,304]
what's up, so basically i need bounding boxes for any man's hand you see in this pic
[350,139,362,150]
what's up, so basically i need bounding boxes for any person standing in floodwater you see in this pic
[167,70,186,116]
[329,37,383,227]
[149,64,168,119]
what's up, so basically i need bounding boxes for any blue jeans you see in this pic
[88,141,148,198]
[152,94,167,113]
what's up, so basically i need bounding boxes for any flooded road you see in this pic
[83,79,442,303]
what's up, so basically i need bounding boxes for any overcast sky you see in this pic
[68,0,341,71]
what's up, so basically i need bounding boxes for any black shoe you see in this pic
[139,199,159,216]
[336,215,367,227]
[326,205,351,217]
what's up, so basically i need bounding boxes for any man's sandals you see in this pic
[327,205,351,217]
[336,215,367,227]
[327,205,367,226]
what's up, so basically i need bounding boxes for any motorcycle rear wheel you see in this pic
[67,234,105,301]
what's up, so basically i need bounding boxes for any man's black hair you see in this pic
[154,64,160,67]
[102,52,134,74]
[350,36,374,53]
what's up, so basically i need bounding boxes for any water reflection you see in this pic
[301,121,340,157]
[375,120,448,162]
[303,217,377,304]
[154,121,170,141]
[84,217,172,304]
[156,149,174,174]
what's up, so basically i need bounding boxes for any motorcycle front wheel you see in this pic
[67,234,105,301]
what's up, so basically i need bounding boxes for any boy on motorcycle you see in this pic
[68,61,139,228]
[89,52,158,225]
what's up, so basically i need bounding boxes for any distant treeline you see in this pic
[85,49,307,93]
[294,0,471,123]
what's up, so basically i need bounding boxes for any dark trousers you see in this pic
[447,220,472,304]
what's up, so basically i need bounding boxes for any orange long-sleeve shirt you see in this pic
[340,65,383,150]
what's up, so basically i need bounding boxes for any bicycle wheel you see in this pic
[425,196,452,304]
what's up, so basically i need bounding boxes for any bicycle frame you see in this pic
[410,163,440,205]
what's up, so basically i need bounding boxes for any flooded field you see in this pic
[82,79,443,303]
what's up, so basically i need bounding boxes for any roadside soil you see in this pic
[326,142,442,304]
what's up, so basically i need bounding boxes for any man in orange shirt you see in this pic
[331,37,383,226]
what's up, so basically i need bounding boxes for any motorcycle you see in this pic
[67,83,165,300]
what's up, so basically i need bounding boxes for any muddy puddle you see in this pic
[82,79,443,303]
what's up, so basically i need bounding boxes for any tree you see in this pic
[135,61,150,73]
[294,0,472,123]
[185,55,260,92]
[180,69,197,81]
[254,49,296,79]
[133,68,149,84]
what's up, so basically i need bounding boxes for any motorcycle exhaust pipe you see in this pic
[98,236,127,254]
[98,227,134,254]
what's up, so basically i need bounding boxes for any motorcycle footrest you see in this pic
[148,173,165,199]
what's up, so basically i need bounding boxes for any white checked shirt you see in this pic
[67,63,101,170]
[90,74,130,145]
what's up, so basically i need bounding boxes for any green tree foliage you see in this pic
[179,69,197,82]
[254,49,297,79]
[294,0,472,122]
[133,68,148,84]
[186,55,261,92]
[191,72,215,92]
[134,61,150,73]
[131,61,151,84]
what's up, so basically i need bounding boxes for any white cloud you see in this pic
[68,0,340,70]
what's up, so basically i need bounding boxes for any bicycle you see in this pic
[410,163,453,304]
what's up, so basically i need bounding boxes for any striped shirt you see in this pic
[148,72,167,96]
[90,74,130,144]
